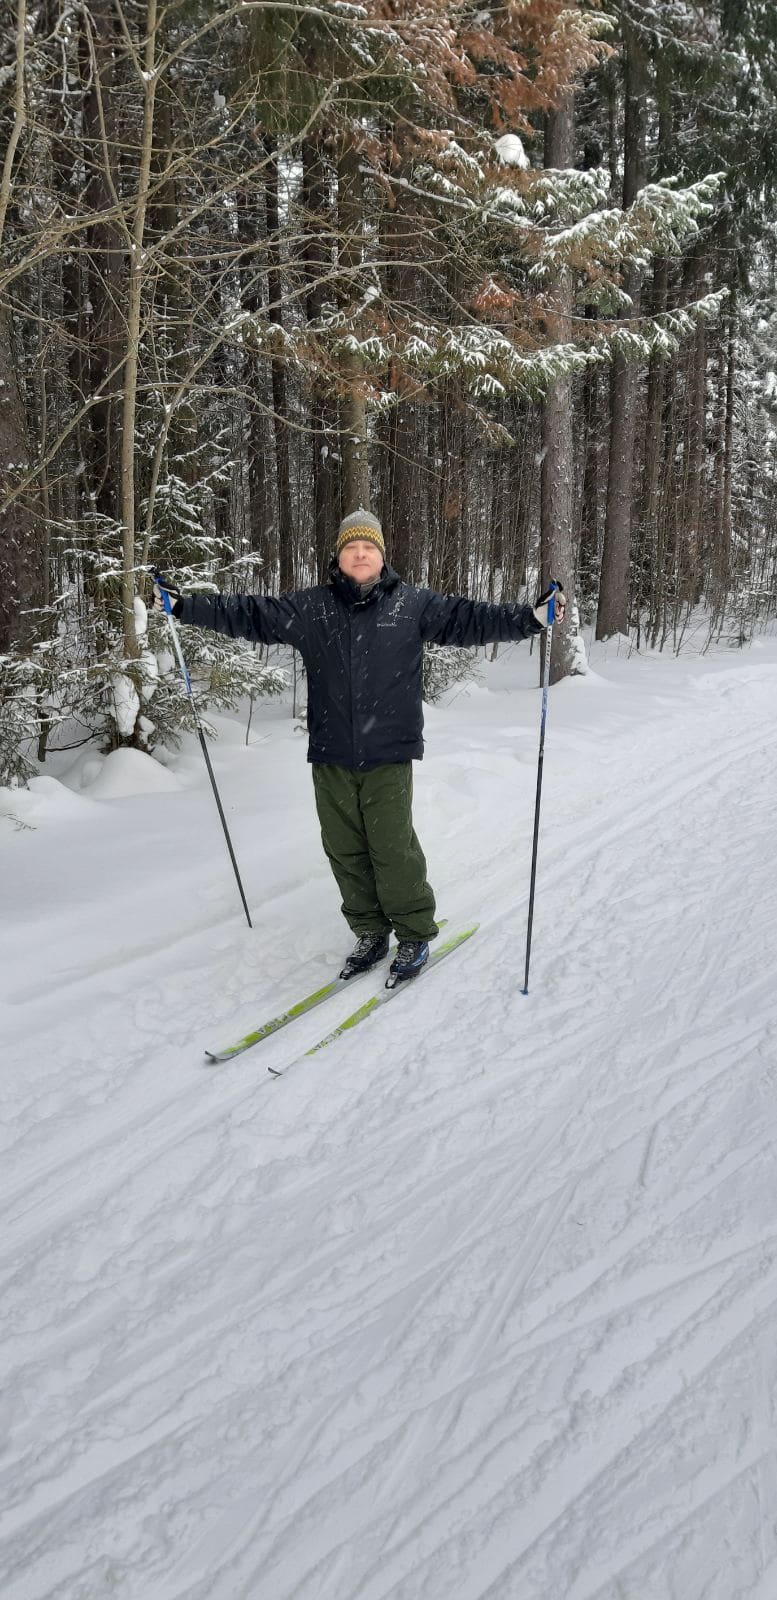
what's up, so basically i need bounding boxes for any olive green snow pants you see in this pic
[311,763,437,942]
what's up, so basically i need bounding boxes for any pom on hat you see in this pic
[336,509,386,559]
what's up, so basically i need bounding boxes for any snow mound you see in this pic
[0,775,95,823]
[85,748,181,799]
[60,748,106,792]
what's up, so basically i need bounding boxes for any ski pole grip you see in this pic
[547,580,558,626]
[153,569,174,617]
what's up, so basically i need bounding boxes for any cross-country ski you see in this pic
[205,923,450,1062]
[204,971,365,1063]
[268,925,479,1077]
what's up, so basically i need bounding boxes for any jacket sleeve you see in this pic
[176,592,306,649]
[418,590,543,647]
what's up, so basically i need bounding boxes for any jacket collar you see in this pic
[328,559,400,607]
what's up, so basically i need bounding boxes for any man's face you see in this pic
[338,540,384,583]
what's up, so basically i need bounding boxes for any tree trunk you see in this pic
[712,274,737,600]
[682,249,707,603]
[337,139,370,512]
[579,353,603,609]
[430,378,463,593]
[119,0,159,666]
[237,165,274,581]
[79,0,125,528]
[265,137,295,589]
[596,37,647,641]
[639,256,668,638]
[378,150,422,579]
[0,0,27,249]
[381,401,419,579]
[540,91,581,681]
[302,140,339,578]
[0,308,38,650]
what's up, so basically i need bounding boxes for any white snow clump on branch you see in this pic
[111,673,140,738]
[494,134,529,170]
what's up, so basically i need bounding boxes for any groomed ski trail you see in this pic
[2,653,777,1600]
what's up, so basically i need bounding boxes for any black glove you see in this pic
[151,576,181,614]
[533,580,566,628]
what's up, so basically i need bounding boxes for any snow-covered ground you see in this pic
[3,634,777,1600]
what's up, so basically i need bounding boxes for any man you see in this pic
[154,508,564,984]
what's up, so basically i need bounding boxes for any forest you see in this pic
[2,0,777,783]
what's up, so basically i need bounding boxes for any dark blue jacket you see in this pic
[178,563,542,770]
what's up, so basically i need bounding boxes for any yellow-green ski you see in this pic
[204,922,448,1063]
[268,925,479,1078]
[205,978,345,1062]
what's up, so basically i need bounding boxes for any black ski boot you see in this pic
[340,931,390,980]
[387,938,429,988]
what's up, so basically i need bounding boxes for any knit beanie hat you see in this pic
[335,508,386,560]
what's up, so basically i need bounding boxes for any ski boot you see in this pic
[386,938,429,988]
[339,931,390,980]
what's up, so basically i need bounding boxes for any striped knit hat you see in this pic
[335,508,386,560]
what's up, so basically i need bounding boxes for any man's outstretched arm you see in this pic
[152,580,306,648]
[418,582,564,647]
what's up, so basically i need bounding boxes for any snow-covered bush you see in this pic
[142,617,286,748]
[0,581,288,784]
[0,657,41,787]
[422,644,479,703]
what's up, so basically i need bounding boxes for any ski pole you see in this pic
[521,581,559,994]
[154,572,253,930]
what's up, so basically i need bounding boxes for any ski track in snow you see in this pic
[2,653,777,1599]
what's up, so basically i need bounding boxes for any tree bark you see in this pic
[119,0,159,666]
[0,0,27,250]
[579,353,603,606]
[540,91,581,681]
[0,308,38,650]
[265,137,295,589]
[302,140,339,579]
[430,377,463,593]
[712,274,736,599]
[237,166,274,581]
[381,400,419,579]
[337,139,370,512]
[79,0,125,527]
[639,256,668,640]
[682,248,707,603]
[378,149,422,579]
[596,37,647,641]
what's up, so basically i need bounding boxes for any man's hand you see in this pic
[533,580,566,628]
[150,577,181,613]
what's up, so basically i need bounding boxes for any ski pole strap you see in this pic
[153,569,175,617]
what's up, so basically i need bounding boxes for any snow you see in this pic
[3,638,777,1599]
[495,133,529,170]
[79,746,182,799]
[111,671,140,737]
[0,772,96,824]
[139,646,159,699]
